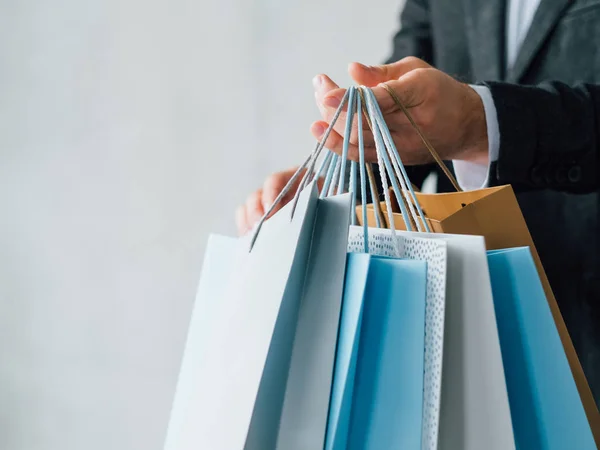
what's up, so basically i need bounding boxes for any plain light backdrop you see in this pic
[0,0,402,448]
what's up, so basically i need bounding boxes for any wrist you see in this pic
[457,84,489,165]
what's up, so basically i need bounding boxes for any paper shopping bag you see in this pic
[164,183,320,450]
[269,194,351,450]
[349,226,514,450]
[357,185,600,443]
[347,231,447,450]
[163,234,242,450]
[326,253,371,450]
[326,253,427,450]
[488,247,596,449]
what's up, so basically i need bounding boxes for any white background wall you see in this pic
[0,0,402,448]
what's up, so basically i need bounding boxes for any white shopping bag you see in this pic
[274,194,352,449]
[164,183,320,450]
[348,226,515,450]
[164,233,242,449]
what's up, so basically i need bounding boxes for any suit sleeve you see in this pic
[484,81,599,193]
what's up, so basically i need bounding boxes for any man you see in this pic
[236,0,600,401]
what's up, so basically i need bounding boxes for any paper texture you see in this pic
[275,194,352,450]
[348,229,447,450]
[357,185,600,445]
[348,227,514,450]
[326,254,427,449]
[350,257,427,449]
[163,234,242,450]
[489,247,595,449]
[326,253,371,450]
[165,183,319,450]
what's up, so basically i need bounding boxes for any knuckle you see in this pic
[410,67,429,78]
[401,56,420,65]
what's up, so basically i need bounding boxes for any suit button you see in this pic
[555,167,568,184]
[568,165,582,183]
[530,166,544,185]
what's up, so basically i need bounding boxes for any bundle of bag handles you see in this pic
[250,84,463,252]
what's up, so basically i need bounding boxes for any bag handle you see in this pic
[249,83,454,250]
[248,88,352,251]
[381,83,462,193]
[306,86,431,235]
[361,87,430,233]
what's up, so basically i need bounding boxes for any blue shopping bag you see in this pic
[326,253,427,450]
[488,247,595,450]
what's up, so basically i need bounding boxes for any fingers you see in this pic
[262,168,298,212]
[310,121,379,162]
[314,58,431,130]
[313,73,339,97]
[311,118,376,151]
[314,74,341,115]
[238,189,264,235]
[314,76,353,137]
[236,168,304,236]
[348,57,432,86]
[311,121,345,153]
[236,190,263,236]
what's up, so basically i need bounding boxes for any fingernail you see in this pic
[324,96,340,108]
[314,123,326,137]
[312,75,322,89]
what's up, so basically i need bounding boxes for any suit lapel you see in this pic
[464,0,506,81]
[506,0,570,82]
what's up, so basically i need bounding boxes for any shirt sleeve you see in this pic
[452,85,500,190]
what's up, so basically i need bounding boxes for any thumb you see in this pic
[348,57,432,86]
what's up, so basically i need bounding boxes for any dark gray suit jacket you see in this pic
[387,0,600,401]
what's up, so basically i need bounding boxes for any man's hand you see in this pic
[312,56,489,166]
[235,168,325,235]
[237,57,489,235]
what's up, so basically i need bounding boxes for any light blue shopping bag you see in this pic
[488,247,595,450]
[326,253,427,450]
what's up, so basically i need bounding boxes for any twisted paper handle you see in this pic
[381,83,462,192]
[249,83,458,251]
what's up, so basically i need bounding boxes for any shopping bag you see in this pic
[325,253,371,450]
[271,194,352,450]
[164,183,320,450]
[488,247,596,449]
[348,226,514,450]
[163,234,242,449]
[346,230,447,449]
[326,85,510,450]
[326,252,428,449]
[354,82,600,442]
[358,186,600,441]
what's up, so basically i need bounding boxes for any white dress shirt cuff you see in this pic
[452,84,500,190]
